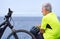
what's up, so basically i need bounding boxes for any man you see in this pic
[30,3,60,39]
[38,3,60,39]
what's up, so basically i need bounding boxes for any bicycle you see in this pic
[0,8,36,39]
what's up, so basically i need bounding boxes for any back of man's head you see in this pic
[43,3,52,12]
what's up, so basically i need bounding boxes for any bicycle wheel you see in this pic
[7,29,36,39]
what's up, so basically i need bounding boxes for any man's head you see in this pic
[41,3,52,16]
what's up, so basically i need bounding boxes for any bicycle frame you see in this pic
[0,8,13,38]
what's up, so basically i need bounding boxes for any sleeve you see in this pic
[40,17,47,30]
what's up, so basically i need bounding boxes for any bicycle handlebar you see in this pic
[0,8,13,28]
[5,8,13,19]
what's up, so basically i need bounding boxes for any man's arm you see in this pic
[40,29,45,33]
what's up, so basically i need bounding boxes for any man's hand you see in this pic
[36,24,41,28]
[36,24,45,34]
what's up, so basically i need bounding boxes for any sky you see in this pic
[0,0,60,17]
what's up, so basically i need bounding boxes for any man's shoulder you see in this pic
[45,12,55,17]
[42,12,56,20]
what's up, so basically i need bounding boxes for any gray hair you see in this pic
[43,3,52,12]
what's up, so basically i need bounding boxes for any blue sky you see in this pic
[0,0,60,17]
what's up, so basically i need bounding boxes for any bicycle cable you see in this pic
[9,17,15,27]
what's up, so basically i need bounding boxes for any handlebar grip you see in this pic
[7,8,13,17]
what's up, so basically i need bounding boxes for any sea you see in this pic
[0,17,60,39]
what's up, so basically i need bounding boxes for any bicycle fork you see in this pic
[0,24,7,38]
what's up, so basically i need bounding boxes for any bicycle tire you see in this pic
[7,29,36,39]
